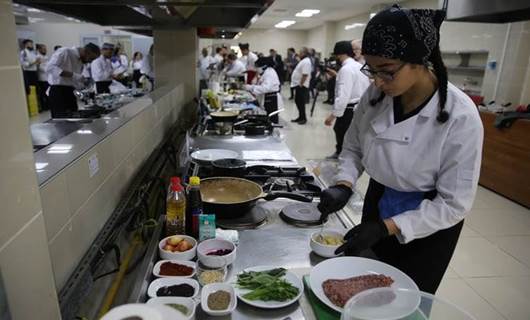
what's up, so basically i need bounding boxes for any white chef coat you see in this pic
[91,55,113,82]
[45,47,85,88]
[112,54,128,76]
[141,53,154,78]
[333,58,371,117]
[36,53,49,82]
[198,55,214,80]
[336,83,483,244]
[19,48,38,71]
[225,60,246,77]
[241,51,258,71]
[290,57,312,88]
[131,60,143,71]
[245,67,284,109]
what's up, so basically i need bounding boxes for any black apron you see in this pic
[95,81,112,94]
[48,85,78,118]
[264,92,279,124]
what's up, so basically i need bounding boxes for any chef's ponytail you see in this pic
[429,45,449,123]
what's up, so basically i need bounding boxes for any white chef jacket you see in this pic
[333,58,371,117]
[141,53,154,78]
[20,48,38,71]
[336,83,483,244]
[198,55,214,80]
[290,57,312,88]
[131,60,143,71]
[112,54,129,76]
[245,67,284,109]
[91,55,113,82]
[36,53,49,82]
[45,47,85,88]
[241,51,258,71]
[225,60,246,77]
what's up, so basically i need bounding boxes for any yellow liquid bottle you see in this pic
[166,177,186,236]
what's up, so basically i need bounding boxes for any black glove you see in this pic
[335,219,389,256]
[317,184,353,222]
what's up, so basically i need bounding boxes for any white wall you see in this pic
[307,25,325,55]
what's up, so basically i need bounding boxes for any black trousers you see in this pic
[48,85,78,118]
[264,93,279,124]
[199,79,208,96]
[23,70,38,95]
[327,77,336,101]
[361,178,463,294]
[333,107,355,154]
[133,69,142,86]
[294,86,308,121]
[95,81,112,94]
[36,81,49,111]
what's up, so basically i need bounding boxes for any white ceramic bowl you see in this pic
[200,283,237,316]
[153,260,197,278]
[159,235,197,261]
[147,296,196,320]
[310,228,347,258]
[148,278,200,299]
[196,262,228,286]
[197,238,236,269]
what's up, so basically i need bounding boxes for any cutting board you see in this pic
[303,275,341,320]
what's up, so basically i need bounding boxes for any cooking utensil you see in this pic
[268,108,284,118]
[212,158,247,177]
[200,177,313,219]
[210,111,239,123]
[190,149,240,165]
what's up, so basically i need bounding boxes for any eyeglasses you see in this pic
[360,63,406,81]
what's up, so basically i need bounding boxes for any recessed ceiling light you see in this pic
[295,9,320,17]
[274,20,296,29]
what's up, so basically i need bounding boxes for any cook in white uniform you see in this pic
[290,47,312,124]
[224,53,246,81]
[91,43,114,94]
[243,57,283,124]
[46,43,100,117]
[318,5,483,295]
[131,52,143,86]
[36,44,50,111]
[111,46,129,84]
[324,41,371,159]
[19,39,40,95]
[239,43,258,84]
[198,48,214,94]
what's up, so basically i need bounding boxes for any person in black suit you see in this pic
[269,49,285,85]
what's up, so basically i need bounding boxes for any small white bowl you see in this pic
[200,283,237,316]
[197,238,236,269]
[310,228,347,258]
[196,262,228,286]
[147,296,196,320]
[159,235,197,261]
[153,260,196,278]
[148,278,200,299]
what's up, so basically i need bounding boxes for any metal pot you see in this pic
[212,158,247,177]
[200,177,313,219]
[210,111,239,123]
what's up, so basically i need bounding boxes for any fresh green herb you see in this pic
[165,303,188,315]
[236,268,299,302]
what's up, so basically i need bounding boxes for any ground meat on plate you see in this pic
[322,274,394,307]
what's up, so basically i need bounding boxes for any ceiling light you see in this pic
[344,23,366,30]
[27,8,41,13]
[35,162,48,171]
[76,130,93,134]
[295,9,320,18]
[275,20,296,29]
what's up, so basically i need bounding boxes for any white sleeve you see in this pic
[333,67,353,117]
[45,50,66,79]
[335,92,370,185]
[249,70,278,95]
[301,59,311,75]
[392,110,484,243]
[19,51,30,68]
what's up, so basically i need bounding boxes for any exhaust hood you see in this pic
[444,0,530,23]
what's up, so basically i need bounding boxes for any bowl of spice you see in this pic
[197,238,237,269]
[200,283,237,316]
[147,296,196,320]
[196,262,227,286]
[153,260,196,278]
[148,278,200,299]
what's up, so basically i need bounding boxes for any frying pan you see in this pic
[200,177,313,219]
[210,111,239,123]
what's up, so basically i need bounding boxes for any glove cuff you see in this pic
[334,184,353,197]
[377,218,389,237]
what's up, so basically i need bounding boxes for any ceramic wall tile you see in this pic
[40,174,71,241]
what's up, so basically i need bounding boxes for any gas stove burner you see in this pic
[216,206,267,230]
[280,203,322,227]
[262,177,322,196]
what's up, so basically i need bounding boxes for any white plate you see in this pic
[309,257,419,314]
[234,266,303,309]
[148,278,200,299]
[190,149,240,164]
[153,260,196,278]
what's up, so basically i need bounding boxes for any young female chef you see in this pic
[318,4,483,294]
[244,57,283,123]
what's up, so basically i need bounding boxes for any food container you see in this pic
[159,235,197,261]
[153,260,196,278]
[310,229,347,258]
[148,278,200,299]
[147,296,196,320]
[197,238,237,268]
[196,261,227,286]
[200,283,237,316]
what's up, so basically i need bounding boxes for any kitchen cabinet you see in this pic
[479,111,530,208]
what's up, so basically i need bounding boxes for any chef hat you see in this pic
[362,4,445,65]
[333,41,354,57]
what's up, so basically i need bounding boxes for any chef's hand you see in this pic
[324,114,336,126]
[243,84,252,91]
[335,219,389,256]
[318,184,353,222]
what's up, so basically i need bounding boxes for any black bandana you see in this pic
[362,4,445,65]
